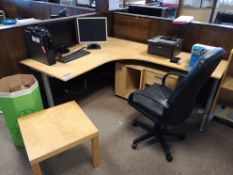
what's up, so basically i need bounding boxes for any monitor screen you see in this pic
[77,17,107,43]
[42,18,78,50]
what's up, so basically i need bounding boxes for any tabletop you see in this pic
[20,37,228,81]
[18,101,98,164]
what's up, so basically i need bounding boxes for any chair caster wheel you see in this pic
[166,155,173,162]
[132,121,138,127]
[132,143,137,150]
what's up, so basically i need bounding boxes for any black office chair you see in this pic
[128,47,225,162]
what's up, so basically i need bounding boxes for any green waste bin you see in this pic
[0,74,44,147]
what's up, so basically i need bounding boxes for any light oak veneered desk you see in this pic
[20,37,228,131]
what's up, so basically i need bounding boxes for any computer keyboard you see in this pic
[58,49,90,63]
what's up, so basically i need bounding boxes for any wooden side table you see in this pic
[18,101,100,175]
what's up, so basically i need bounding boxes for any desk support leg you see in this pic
[31,163,43,175]
[91,135,100,168]
[200,79,220,132]
[229,112,233,119]
[41,73,55,107]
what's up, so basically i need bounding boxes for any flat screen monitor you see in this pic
[42,18,78,53]
[77,17,107,49]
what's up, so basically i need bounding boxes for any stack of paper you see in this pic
[173,16,194,24]
[109,0,120,10]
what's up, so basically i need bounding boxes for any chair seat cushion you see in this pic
[129,84,173,121]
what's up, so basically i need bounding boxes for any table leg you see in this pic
[91,135,100,168]
[229,112,233,120]
[200,79,220,132]
[41,73,55,107]
[31,163,43,175]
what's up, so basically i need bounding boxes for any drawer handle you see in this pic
[154,75,164,79]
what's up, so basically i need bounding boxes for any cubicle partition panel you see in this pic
[0,0,18,18]
[0,27,27,78]
[0,0,112,19]
[30,2,50,20]
[112,13,151,43]
[112,12,233,58]
[47,3,86,17]
[112,12,198,50]
[0,1,3,10]
[148,20,201,52]
[198,26,233,55]
[0,12,100,78]
[2,0,95,19]
[14,0,32,19]
[100,12,113,37]
[31,2,94,19]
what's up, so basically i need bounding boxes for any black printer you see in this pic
[148,36,183,59]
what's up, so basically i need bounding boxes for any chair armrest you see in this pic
[162,71,186,86]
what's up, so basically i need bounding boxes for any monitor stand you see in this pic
[87,43,101,50]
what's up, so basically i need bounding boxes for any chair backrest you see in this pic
[163,47,225,126]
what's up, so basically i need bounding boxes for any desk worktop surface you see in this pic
[0,18,41,30]
[21,37,228,81]
[18,101,98,165]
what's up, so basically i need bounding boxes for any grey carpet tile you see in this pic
[0,86,233,175]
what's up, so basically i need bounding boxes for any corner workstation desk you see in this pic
[20,37,228,131]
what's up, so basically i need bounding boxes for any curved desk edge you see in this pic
[20,37,228,82]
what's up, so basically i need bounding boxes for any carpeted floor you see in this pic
[0,86,233,175]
